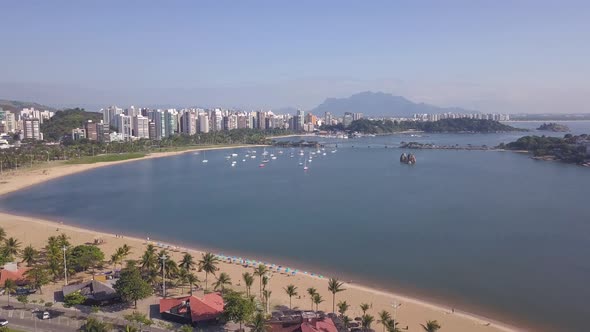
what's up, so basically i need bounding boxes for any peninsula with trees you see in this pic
[498,134,590,166]
[324,118,525,135]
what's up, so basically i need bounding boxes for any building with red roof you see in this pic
[159,292,224,325]
[269,311,342,332]
[0,263,29,286]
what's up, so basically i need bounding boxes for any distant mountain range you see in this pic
[0,99,55,113]
[311,91,475,117]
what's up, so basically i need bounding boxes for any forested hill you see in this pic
[337,118,524,134]
[499,134,589,164]
[41,108,102,141]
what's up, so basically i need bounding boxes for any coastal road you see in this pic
[0,314,78,332]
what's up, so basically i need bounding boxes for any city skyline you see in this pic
[1,1,589,113]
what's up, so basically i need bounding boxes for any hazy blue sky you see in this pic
[1,1,588,113]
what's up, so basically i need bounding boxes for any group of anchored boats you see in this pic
[195,147,338,171]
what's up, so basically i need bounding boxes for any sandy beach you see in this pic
[0,146,522,332]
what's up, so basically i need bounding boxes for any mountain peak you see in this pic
[311,92,473,117]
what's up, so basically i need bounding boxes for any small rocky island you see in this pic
[537,122,569,132]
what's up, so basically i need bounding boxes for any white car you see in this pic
[0,318,7,326]
[42,311,50,320]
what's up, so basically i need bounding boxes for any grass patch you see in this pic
[65,153,146,164]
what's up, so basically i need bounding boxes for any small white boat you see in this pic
[231,153,238,157]
[242,159,246,162]
[202,160,208,163]
[323,153,327,156]
[271,156,277,160]
[251,155,256,159]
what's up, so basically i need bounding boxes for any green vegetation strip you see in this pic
[65,153,146,164]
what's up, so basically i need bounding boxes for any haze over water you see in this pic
[1,121,589,331]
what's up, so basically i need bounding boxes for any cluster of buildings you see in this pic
[412,112,510,122]
[0,107,55,140]
[70,106,361,142]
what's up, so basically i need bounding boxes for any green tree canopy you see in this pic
[114,266,153,308]
[70,245,105,273]
[222,290,256,331]
[64,290,86,307]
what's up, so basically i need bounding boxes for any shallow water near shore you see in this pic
[1,121,589,331]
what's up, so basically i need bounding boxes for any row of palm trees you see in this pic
[0,226,443,332]
[193,254,442,332]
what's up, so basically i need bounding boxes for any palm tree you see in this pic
[179,253,195,271]
[213,272,232,292]
[198,252,219,291]
[385,319,401,332]
[3,237,21,259]
[361,314,375,331]
[0,227,6,243]
[421,320,441,332]
[328,278,345,313]
[253,264,268,298]
[378,311,392,332]
[120,244,132,262]
[263,289,272,313]
[337,301,350,317]
[178,268,189,294]
[360,303,370,315]
[21,245,37,266]
[242,272,254,297]
[312,293,323,311]
[251,312,268,332]
[141,244,157,273]
[342,316,351,329]
[284,284,298,309]
[163,258,179,279]
[111,248,124,270]
[4,279,16,306]
[307,287,317,310]
[57,233,70,247]
[262,275,269,293]
[186,273,200,295]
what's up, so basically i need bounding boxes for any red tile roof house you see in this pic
[270,317,340,332]
[0,262,29,286]
[269,312,341,332]
[159,293,224,326]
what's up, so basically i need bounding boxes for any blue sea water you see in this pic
[0,121,588,331]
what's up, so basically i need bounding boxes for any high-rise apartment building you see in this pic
[116,114,132,140]
[132,115,149,138]
[199,114,210,133]
[85,120,98,140]
[23,119,41,140]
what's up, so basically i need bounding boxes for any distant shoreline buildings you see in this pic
[0,104,510,144]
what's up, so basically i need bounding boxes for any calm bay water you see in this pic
[1,121,589,331]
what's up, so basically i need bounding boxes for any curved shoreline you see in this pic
[0,144,525,332]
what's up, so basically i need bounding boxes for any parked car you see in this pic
[15,287,35,295]
[42,311,50,320]
[0,318,7,326]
